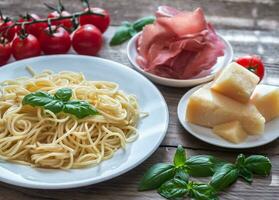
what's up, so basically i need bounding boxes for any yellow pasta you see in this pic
[0,69,140,169]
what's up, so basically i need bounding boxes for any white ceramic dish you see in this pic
[177,84,279,149]
[0,55,169,189]
[127,32,233,87]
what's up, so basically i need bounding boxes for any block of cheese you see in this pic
[251,84,279,122]
[213,121,247,143]
[211,62,260,103]
[186,87,265,135]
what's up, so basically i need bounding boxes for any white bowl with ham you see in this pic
[127,6,233,87]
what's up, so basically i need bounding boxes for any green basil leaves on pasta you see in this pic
[22,88,99,118]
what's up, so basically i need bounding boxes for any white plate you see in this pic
[177,85,279,149]
[127,32,233,87]
[0,55,169,189]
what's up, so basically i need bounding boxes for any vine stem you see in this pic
[0,9,104,32]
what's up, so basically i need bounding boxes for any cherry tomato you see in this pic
[236,55,265,81]
[0,40,11,65]
[79,7,110,33]
[39,26,71,54]
[18,14,47,38]
[72,24,103,56]
[0,19,17,42]
[12,34,41,60]
[48,11,73,32]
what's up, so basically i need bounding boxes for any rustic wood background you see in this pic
[0,0,278,199]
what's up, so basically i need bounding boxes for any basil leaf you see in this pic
[174,168,189,182]
[23,91,54,106]
[235,154,253,183]
[121,21,131,26]
[210,164,239,191]
[110,25,133,46]
[110,16,155,46]
[244,155,271,176]
[173,145,186,167]
[128,28,137,37]
[63,100,98,119]
[239,167,253,183]
[23,91,63,113]
[54,88,72,101]
[158,178,188,199]
[44,99,64,113]
[132,16,155,32]
[212,158,229,172]
[235,154,245,168]
[138,163,175,191]
[188,182,218,200]
[186,155,215,177]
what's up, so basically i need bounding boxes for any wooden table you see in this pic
[1,0,279,199]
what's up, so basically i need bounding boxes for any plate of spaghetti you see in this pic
[0,55,169,189]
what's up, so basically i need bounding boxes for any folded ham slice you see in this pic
[136,6,225,79]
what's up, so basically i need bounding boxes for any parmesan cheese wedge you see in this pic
[186,86,265,135]
[213,121,247,144]
[211,62,260,103]
[251,84,279,122]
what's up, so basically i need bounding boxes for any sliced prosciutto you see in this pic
[136,6,225,79]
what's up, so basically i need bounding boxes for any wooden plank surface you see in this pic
[0,148,278,200]
[0,0,278,199]
[1,0,279,30]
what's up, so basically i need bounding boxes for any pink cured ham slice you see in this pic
[136,7,225,79]
[157,8,207,36]
[156,5,181,17]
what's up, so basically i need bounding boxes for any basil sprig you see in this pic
[139,146,272,200]
[139,145,216,192]
[110,16,155,46]
[22,88,99,118]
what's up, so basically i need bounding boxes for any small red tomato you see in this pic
[0,19,17,42]
[0,40,12,65]
[48,11,73,32]
[18,14,47,38]
[236,55,265,81]
[79,7,110,33]
[72,24,103,56]
[39,26,71,54]
[12,34,41,60]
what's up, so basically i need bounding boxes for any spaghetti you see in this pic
[0,69,140,169]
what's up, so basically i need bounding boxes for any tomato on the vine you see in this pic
[0,19,17,42]
[79,7,110,33]
[39,26,71,54]
[48,11,73,32]
[236,55,265,81]
[0,39,12,65]
[18,14,47,38]
[72,24,103,56]
[12,34,41,60]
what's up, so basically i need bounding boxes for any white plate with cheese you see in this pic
[178,84,279,149]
